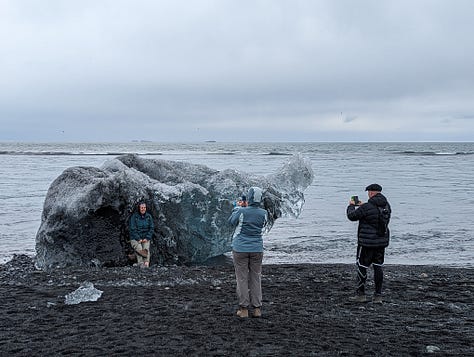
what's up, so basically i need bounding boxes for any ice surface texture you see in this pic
[35,154,313,268]
[64,282,103,305]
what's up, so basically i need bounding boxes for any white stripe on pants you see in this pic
[232,251,263,308]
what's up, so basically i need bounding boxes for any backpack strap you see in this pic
[376,205,390,236]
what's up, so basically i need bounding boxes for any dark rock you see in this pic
[35,154,313,269]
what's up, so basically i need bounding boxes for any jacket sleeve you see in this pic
[129,215,138,241]
[145,215,154,240]
[228,207,242,226]
[347,204,366,221]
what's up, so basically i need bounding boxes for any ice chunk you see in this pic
[65,282,103,305]
[36,154,313,268]
[426,346,440,353]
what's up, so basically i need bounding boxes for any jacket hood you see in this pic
[247,187,263,206]
[369,193,388,207]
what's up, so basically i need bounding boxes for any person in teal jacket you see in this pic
[129,202,154,267]
[228,187,268,318]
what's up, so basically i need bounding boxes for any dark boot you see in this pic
[356,262,367,296]
[374,264,383,295]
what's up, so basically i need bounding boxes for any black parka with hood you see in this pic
[347,193,391,248]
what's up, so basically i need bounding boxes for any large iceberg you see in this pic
[35,154,313,269]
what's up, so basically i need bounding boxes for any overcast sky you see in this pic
[1,0,473,142]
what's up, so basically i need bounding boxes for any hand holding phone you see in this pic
[351,195,360,205]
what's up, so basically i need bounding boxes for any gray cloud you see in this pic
[1,0,474,141]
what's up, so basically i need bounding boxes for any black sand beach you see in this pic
[1,255,473,356]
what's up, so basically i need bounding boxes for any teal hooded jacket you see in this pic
[129,212,154,241]
[228,187,268,252]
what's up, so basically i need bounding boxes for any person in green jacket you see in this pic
[129,202,154,267]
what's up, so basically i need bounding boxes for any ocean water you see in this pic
[1,142,473,267]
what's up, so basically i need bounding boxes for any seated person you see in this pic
[129,202,154,267]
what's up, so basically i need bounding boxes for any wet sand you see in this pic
[1,255,473,356]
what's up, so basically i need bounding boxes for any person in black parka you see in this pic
[347,183,391,303]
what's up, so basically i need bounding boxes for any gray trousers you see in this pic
[232,251,263,308]
[131,240,150,265]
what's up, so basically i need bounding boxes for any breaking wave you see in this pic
[266,152,292,156]
[0,151,163,156]
[397,151,473,156]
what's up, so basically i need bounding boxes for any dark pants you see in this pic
[356,245,385,295]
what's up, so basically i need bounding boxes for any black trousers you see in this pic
[356,245,385,295]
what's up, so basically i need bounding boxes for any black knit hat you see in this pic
[365,183,382,192]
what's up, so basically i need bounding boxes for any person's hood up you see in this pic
[247,187,263,206]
